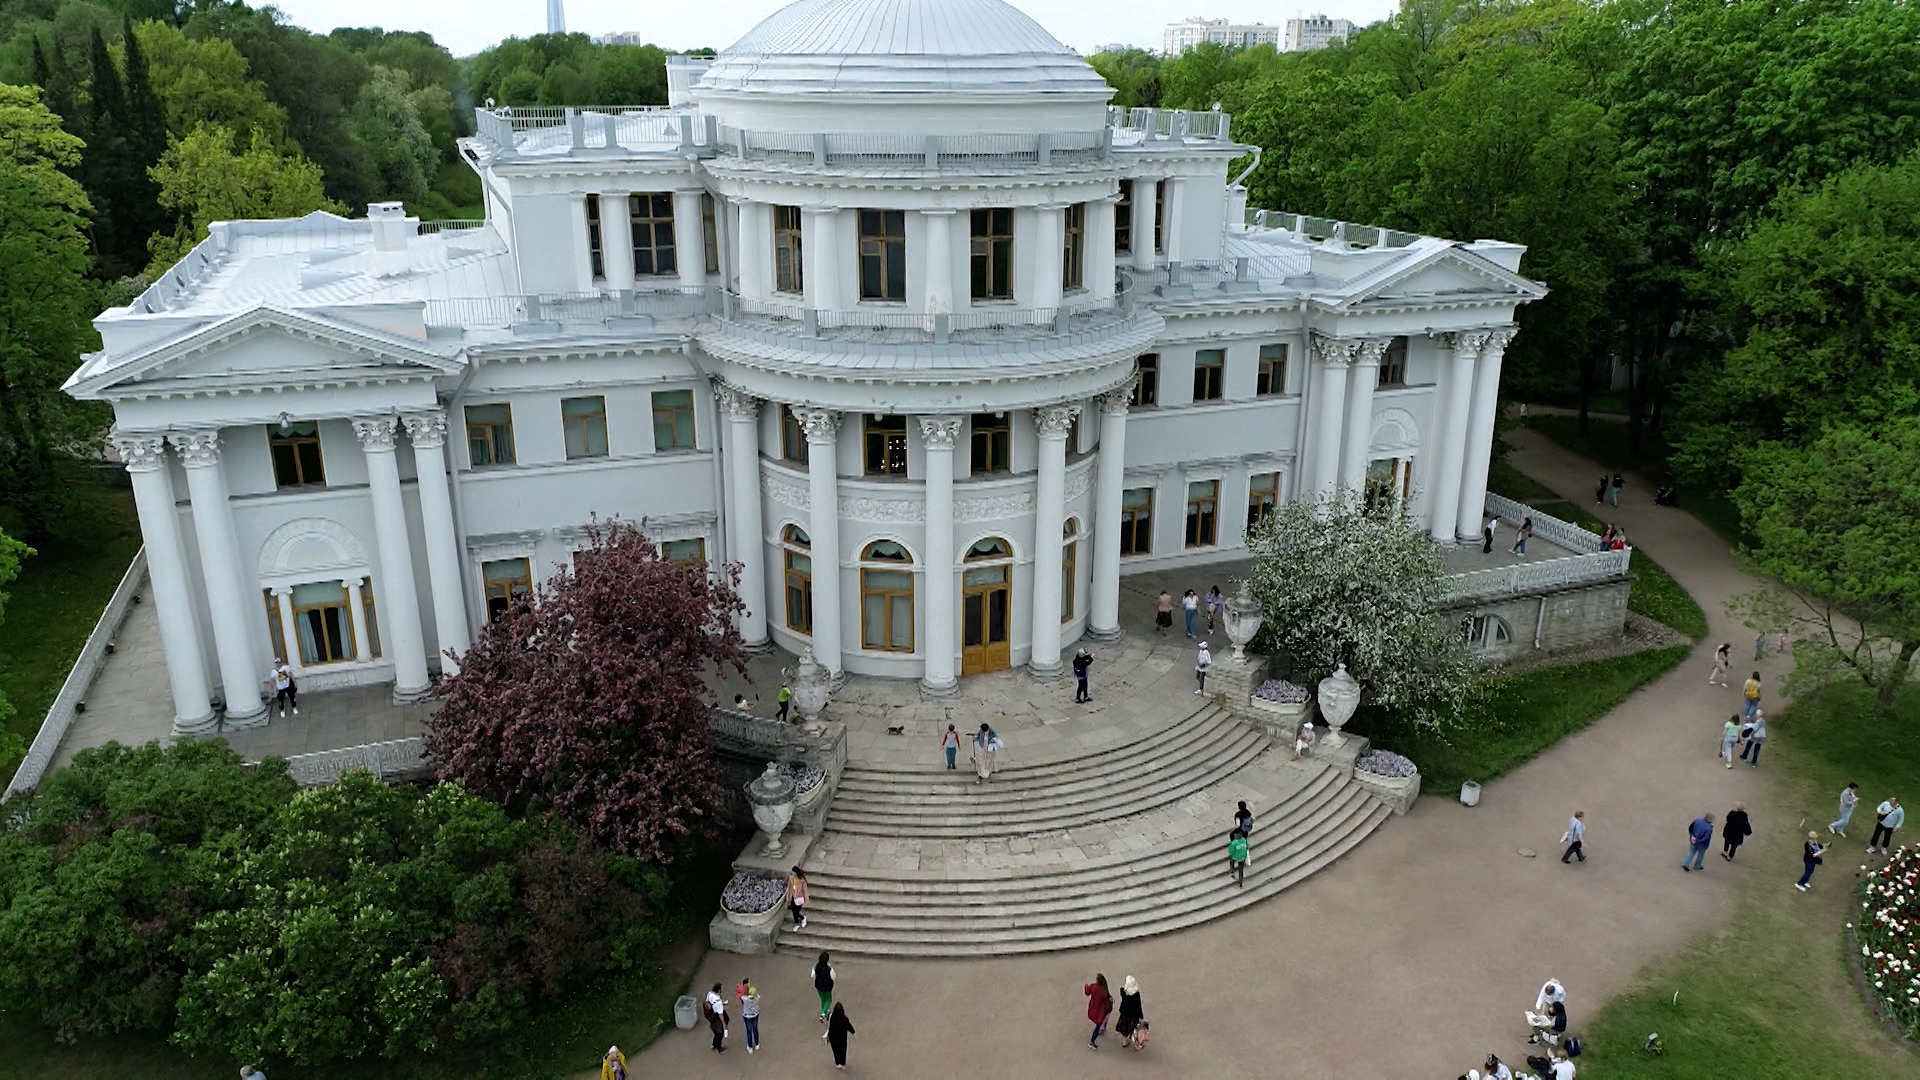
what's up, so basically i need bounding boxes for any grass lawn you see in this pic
[0,483,140,778]
[1579,681,1920,1078]
[1526,415,1749,546]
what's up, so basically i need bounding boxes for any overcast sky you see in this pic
[268,0,1401,59]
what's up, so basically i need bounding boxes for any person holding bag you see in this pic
[1115,975,1145,1050]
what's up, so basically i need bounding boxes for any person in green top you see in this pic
[776,682,793,723]
[1227,829,1249,888]
[1720,715,1740,769]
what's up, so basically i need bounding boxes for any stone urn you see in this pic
[744,762,797,858]
[1222,581,1265,661]
[788,647,832,732]
[1316,663,1362,748]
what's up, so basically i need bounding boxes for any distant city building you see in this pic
[546,0,566,35]
[1283,14,1354,51]
[1092,43,1135,54]
[597,31,648,46]
[1162,17,1279,56]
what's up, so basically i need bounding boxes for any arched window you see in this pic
[1460,614,1513,649]
[1062,518,1080,623]
[861,540,914,652]
[966,537,1011,562]
[782,525,812,634]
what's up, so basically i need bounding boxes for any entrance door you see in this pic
[961,565,1011,675]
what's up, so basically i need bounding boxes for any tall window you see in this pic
[970,412,1011,475]
[1115,179,1133,253]
[1062,518,1078,622]
[864,414,907,476]
[1132,353,1159,407]
[285,581,359,664]
[1121,487,1153,556]
[1193,349,1225,402]
[629,193,677,276]
[585,194,604,279]
[773,205,804,295]
[860,540,914,652]
[1379,336,1409,386]
[465,404,515,466]
[782,525,813,633]
[483,557,533,623]
[1247,472,1280,534]
[1154,180,1166,254]
[701,193,719,274]
[562,395,608,459]
[859,209,907,301]
[1062,202,1085,292]
[652,389,695,451]
[970,208,1014,301]
[662,538,706,570]
[269,421,326,488]
[1186,480,1220,547]
[1257,343,1289,396]
[781,405,809,464]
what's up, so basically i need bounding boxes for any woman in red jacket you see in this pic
[1084,973,1114,1049]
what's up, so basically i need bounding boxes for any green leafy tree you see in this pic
[132,19,288,142]
[145,121,340,272]
[1085,47,1160,108]
[0,526,31,764]
[346,66,437,205]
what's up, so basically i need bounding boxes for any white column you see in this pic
[1087,196,1118,301]
[1454,329,1517,541]
[569,195,595,292]
[117,435,214,733]
[597,190,633,286]
[731,198,764,302]
[344,577,374,661]
[1161,177,1186,263]
[1088,388,1130,640]
[717,386,770,650]
[1340,339,1387,490]
[1308,338,1356,500]
[1427,332,1483,541]
[1130,177,1158,271]
[673,189,706,291]
[795,408,843,678]
[353,417,431,700]
[715,192,735,292]
[919,416,962,695]
[1033,205,1065,317]
[805,207,842,313]
[922,209,956,315]
[401,413,468,674]
[1029,405,1077,677]
[170,430,265,723]
[272,587,299,669]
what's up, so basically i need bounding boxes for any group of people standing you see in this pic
[678,955,857,1066]
[1153,589,1219,697]
[1083,973,1149,1051]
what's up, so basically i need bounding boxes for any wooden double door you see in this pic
[961,564,1011,676]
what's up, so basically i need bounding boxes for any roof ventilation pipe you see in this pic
[367,202,415,277]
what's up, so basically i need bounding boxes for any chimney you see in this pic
[366,202,415,277]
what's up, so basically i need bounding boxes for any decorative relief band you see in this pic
[762,472,810,509]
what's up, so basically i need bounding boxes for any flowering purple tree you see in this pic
[428,520,747,860]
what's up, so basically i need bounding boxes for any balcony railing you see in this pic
[424,286,715,330]
[713,126,1109,170]
[1247,209,1424,250]
[1447,494,1632,601]
[1108,106,1234,143]
[715,280,1138,348]
[473,105,707,158]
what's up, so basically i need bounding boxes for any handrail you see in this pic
[1448,549,1632,602]
[277,737,430,787]
[717,282,1137,347]
[1483,492,1609,555]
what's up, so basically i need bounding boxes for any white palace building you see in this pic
[64,0,1545,733]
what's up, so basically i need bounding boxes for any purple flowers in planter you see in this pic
[1253,679,1310,704]
[1356,749,1417,779]
[722,871,786,914]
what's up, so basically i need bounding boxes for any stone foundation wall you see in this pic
[1441,579,1630,665]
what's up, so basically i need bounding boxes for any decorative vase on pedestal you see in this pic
[1223,581,1265,662]
[788,647,831,733]
[744,762,797,858]
[1317,663,1362,748]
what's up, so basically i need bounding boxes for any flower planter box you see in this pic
[1353,768,1421,815]
[722,901,785,929]
[1242,694,1311,740]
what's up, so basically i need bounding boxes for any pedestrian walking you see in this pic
[1072,648,1093,703]
[1682,813,1713,871]
[1754,632,1766,661]
[1594,475,1608,504]
[738,981,762,1053]
[1511,516,1533,555]
[812,952,835,1022]
[940,724,960,769]
[1831,782,1861,837]
[1227,828,1249,887]
[1115,976,1145,1050]
[1482,516,1497,554]
[1193,641,1212,694]
[1740,711,1767,766]
[786,866,809,929]
[1721,804,1752,860]
[1182,589,1199,637]
[1560,811,1586,863]
[1742,672,1763,719]
[1084,973,1114,1049]
[1609,472,1624,506]
[1205,585,1224,633]
[776,680,792,722]
[1777,629,1789,655]
[272,659,298,718]
[971,723,999,784]
[1870,797,1904,854]
[1712,637,1741,680]
[1155,590,1174,634]
[1720,715,1740,768]
[825,1002,855,1069]
[704,982,729,1053]
[1795,832,1826,892]
[600,1045,629,1080]
[1235,800,1255,836]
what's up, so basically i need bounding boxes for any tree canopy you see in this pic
[145,121,338,272]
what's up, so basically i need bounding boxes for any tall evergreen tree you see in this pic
[79,25,134,275]
[118,15,168,251]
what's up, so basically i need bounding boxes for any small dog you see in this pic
[886,723,907,736]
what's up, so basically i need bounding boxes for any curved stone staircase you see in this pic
[780,702,1393,958]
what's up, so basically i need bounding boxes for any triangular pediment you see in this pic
[1335,246,1548,310]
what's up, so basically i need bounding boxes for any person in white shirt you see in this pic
[1831,782,1860,837]
[1870,797,1904,854]
[1551,1049,1577,1078]
[1193,642,1212,695]
[271,659,297,718]
[1534,978,1567,1013]
[1481,1053,1512,1080]
[1560,812,1586,864]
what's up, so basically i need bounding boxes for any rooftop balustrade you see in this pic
[714,278,1140,349]
[1246,209,1424,250]
[423,285,716,331]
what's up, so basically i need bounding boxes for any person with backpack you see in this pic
[1234,800,1255,837]
[1083,973,1114,1049]
[1721,804,1752,860]
[812,952,835,1023]
[1795,832,1827,892]
[1742,672,1763,719]
[1072,648,1094,703]
[940,724,961,769]
[272,659,298,718]
[1227,828,1249,887]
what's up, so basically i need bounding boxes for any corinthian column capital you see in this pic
[115,433,170,472]
[714,384,762,421]
[1036,404,1081,440]
[401,412,448,449]
[917,415,962,450]
[793,407,842,443]
[352,416,399,453]
[1311,336,1362,367]
[168,430,223,468]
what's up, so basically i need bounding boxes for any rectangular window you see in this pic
[1132,353,1159,408]
[773,205,804,295]
[701,192,719,274]
[652,389,695,451]
[864,414,908,476]
[1257,343,1289,396]
[264,589,287,662]
[1247,472,1280,534]
[781,405,810,465]
[662,537,706,570]
[561,395,608,460]
[970,412,1011,475]
[628,193,677,276]
[1379,336,1409,386]
[289,580,356,664]
[483,557,533,623]
[861,568,914,652]
[859,209,907,301]
[970,208,1014,301]
[1154,180,1166,254]
[1062,202,1085,292]
[1186,479,1219,548]
[1115,179,1133,253]
[465,403,516,467]
[268,421,326,488]
[1193,349,1225,402]
[1061,530,1077,622]
[1120,487,1153,556]
[784,550,813,632]
[585,194,604,279]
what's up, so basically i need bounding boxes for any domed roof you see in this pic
[699,0,1112,98]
